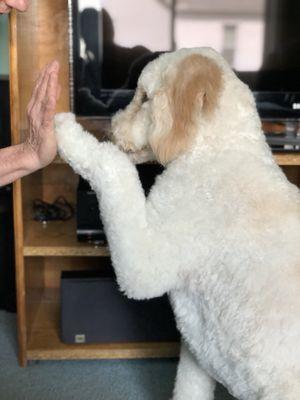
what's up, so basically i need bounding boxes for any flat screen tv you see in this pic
[71,0,300,120]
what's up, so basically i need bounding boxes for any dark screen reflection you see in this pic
[73,0,300,118]
[75,7,162,116]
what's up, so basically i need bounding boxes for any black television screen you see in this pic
[71,0,300,119]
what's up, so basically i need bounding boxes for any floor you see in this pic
[0,311,236,400]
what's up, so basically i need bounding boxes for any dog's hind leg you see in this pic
[172,343,215,400]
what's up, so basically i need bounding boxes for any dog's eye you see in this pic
[141,93,148,104]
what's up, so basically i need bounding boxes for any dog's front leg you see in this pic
[172,343,215,400]
[55,113,180,299]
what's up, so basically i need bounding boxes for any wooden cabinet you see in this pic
[9,1,300,367]
[9,0,179,367]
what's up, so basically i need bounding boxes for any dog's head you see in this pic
[111,48,224,165]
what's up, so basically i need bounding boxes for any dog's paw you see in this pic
[54,112,76,132]
[54,113,78,145]
[54,112,86,165]
[54,112,86,151]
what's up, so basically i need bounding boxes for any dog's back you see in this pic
[146,136,300,399]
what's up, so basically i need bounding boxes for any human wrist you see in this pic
[18,141,41,173]
[0,142,41,186]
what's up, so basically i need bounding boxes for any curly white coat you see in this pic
[55,48,300,400]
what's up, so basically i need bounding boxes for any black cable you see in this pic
[32,197,74,222]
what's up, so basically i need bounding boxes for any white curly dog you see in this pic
[55,48,300,400]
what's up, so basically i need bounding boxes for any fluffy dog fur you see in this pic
[55,47,300,400]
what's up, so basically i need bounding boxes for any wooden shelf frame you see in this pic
[24,218,109,257]
[273,153,300,166]
[8,1,180,367]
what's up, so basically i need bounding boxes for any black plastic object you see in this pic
[60,269,180,344]
[33,197,74,222]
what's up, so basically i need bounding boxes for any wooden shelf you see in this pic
[273,153,300,166]
[26,289,180,361]
[52,152,300,167]
[24,218,109,257]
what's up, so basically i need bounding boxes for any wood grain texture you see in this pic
[43,257,112,289]
[9,0,70,367]
[274,153,300,166]
[53,152,300,167]
[9,9,27,368]
[25,257,111,290]
[23,218,109,257]
[15,0,70,132]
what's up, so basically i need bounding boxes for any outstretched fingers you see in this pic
[41,68,59,130]
[27,61,60,130]
[27,63,48,116]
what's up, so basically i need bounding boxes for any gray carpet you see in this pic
[0,311,235,400]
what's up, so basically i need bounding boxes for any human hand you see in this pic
[0,0,29,13]
[25,61,61,171]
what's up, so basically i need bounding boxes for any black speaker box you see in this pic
[60,269,180,344]
[76,177,105,243]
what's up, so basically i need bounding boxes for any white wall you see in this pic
[101,0,171,51]
[176,18,264,71]
[77,1,265,71]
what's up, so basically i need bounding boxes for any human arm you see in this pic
[0,0,29,13]
[0,61,60,186]
[0,143,38,186]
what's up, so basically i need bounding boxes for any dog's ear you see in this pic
[150,54,222,165]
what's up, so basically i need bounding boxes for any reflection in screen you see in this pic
[175,1,265,71]
[75,0,172,115]
[73,0,300,117]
